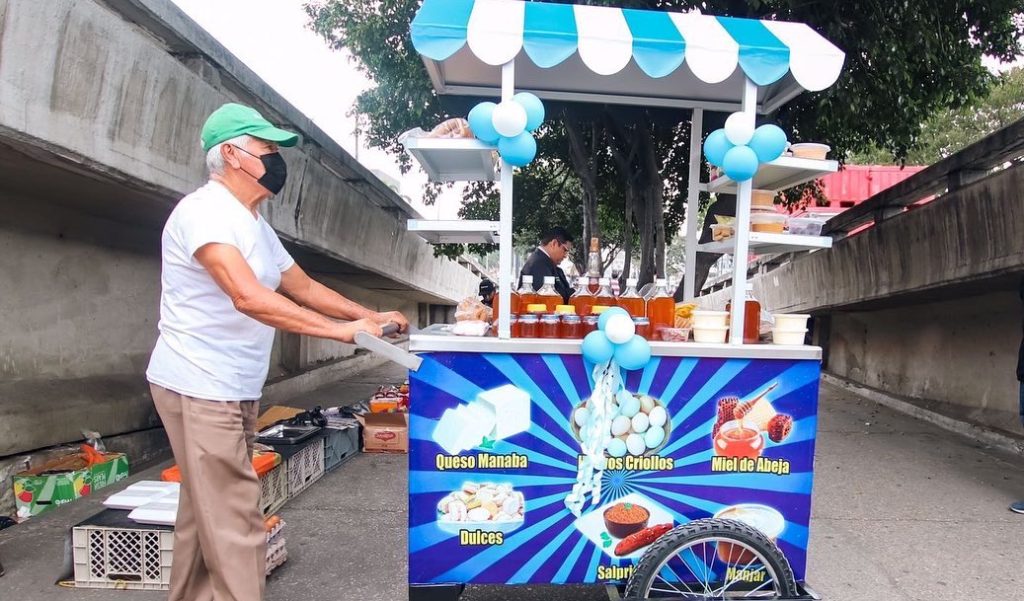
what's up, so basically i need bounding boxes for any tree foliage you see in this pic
[852,66,1024,165]
[306,0,1024,283]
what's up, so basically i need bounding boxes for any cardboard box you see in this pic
[14,453,130,518]
[358,413,409,453]
[257,406,306,432]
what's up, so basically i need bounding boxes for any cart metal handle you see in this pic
[353,321,422,372]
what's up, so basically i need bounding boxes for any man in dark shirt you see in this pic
[519,226,574,304]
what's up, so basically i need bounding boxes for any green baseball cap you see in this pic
[201,103,300,152]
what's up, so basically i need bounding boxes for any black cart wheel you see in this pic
[624,518,799,599]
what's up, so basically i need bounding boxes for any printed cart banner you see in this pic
[409,352,820,586]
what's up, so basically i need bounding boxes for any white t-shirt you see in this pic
[146,181,295,401]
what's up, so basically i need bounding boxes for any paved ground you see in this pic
[2,366,1024,600]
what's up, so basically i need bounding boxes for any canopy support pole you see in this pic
[683,108,704,302]
[729,78,757,345]
[497,60,515,339]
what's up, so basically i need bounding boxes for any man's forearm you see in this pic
[235,286,353,341]
[299,280,378,321]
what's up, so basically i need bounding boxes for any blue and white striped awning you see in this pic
[411,0,845,113]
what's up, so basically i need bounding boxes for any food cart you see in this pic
[397,1,845,598]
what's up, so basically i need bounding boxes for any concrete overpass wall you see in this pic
[0,0,477,517]
[702,162,1024,437]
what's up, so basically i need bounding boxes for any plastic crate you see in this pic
[285,438,325,498]
[323,427,359,472]
[73,525,173,590]
[259,464,288,516]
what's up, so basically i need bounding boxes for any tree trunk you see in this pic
[621,186,634,285]
[564,117,600,274]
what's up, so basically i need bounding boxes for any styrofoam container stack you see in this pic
[772,314,811,346]
[692,311,730,343]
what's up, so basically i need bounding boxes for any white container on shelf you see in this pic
[790,143,831,160]
[772,328,808,345]
[751,213,788,233]
[694,325,729,344]
[772,314,811,331]
[692,310,730,329]
[787,217,827,236]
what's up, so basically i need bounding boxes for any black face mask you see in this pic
[234,146,288,195]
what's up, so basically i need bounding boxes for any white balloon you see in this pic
[492,101,528,138]
[724,112,755,146]
[605,314,636,344]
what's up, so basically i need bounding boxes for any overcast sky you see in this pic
[170,0,462,219]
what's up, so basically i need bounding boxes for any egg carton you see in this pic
[266,537,287,576]
[266,518,286,544]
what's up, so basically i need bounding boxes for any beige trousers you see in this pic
[151,384,266,601]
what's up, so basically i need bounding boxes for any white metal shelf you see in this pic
[708,156,838,194]
[698,232,832,255]
[401,136,498,182]
[407,220,500,244]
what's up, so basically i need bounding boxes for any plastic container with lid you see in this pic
[518,314,539,338]
[772,328,807,345]
[555,305,577,316]
[787,217,827,236]
[540,314,561,339]
[582,315,599,335]
[692,310,730,329]
[561,315,583,339]
[750,213,788,233]
[633,317,652,340]
[693,325,729,344]
[790,143,831,160]
[751,189,776,209]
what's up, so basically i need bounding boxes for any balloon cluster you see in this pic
[467,93,545,167]
[703,112,789,182]
[581,308,652,371]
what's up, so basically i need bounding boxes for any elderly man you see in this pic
[146,103,407,601]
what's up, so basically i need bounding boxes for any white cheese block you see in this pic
[475,384,531,441]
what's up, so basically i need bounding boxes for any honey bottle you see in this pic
[491,279,519,322]
[536,276,562,313]
[616,278,646,318]
[726,284,761,344]
[517,275,539,309]
[593,277,616,309]
[570,276,596,320]
[647,277,675,337]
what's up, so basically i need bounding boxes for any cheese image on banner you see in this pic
[431,385,531,454]
[475,384,531,441]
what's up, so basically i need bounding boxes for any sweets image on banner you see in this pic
[437,482,526,538]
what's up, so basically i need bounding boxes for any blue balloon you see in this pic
[722,145,759,182]
[749,124,788,163]
[598,307,630,332]
[513,92,546,132]
[703,129,734,167]
[614,336,652,371]
[582,331,615,364]
[498,132,537,167]
[468,102,500,144]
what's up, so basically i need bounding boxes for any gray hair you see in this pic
[205,134,255,175]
